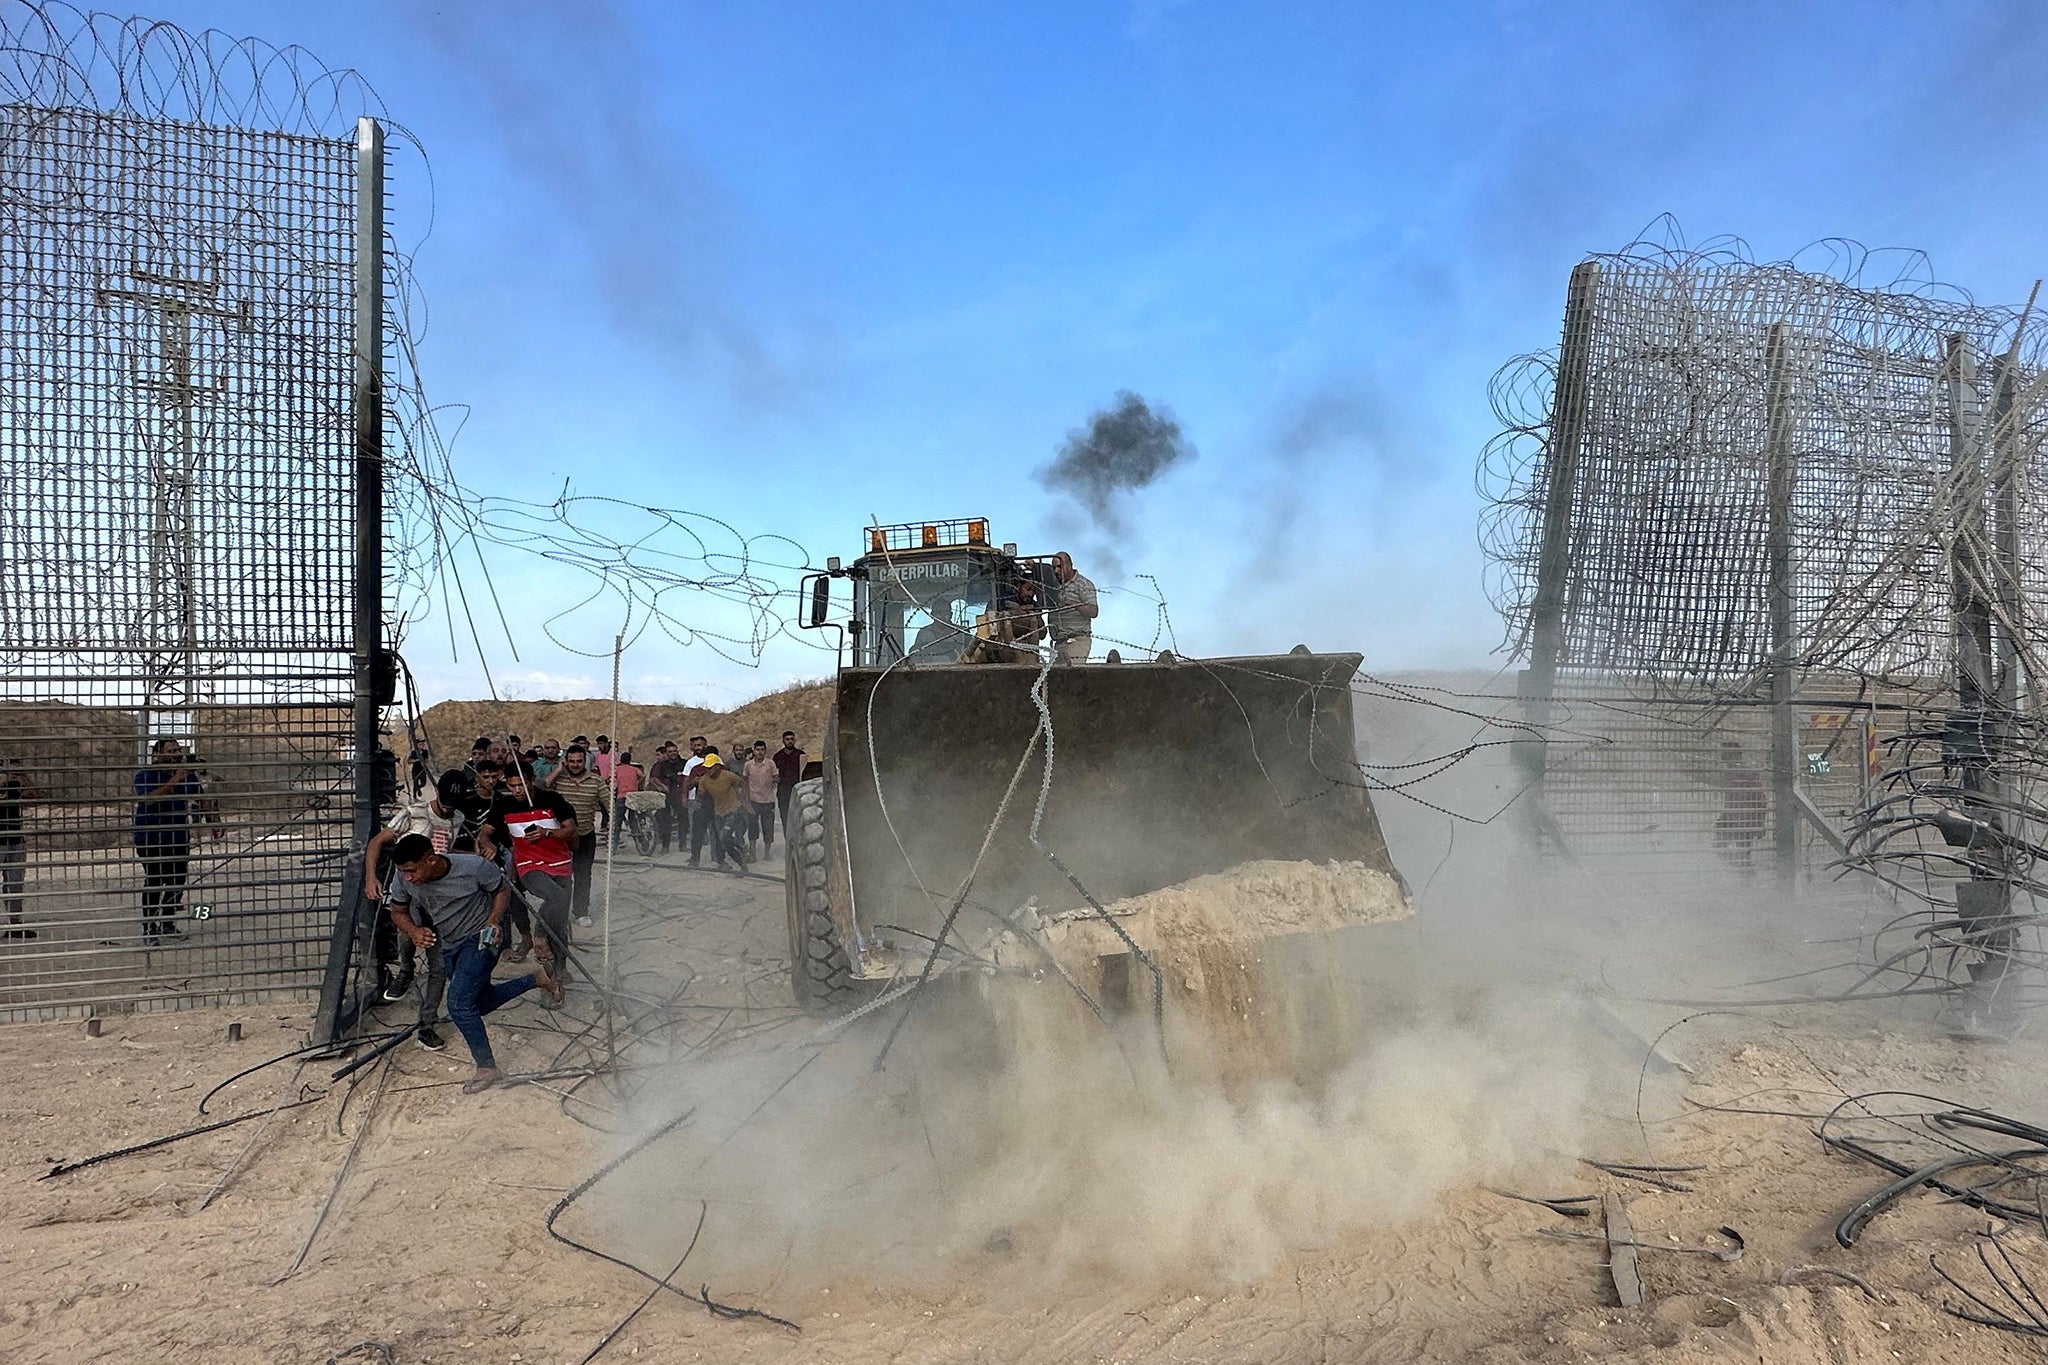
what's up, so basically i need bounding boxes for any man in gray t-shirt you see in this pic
[1049,551,1099,665]
[389,835,561,1092]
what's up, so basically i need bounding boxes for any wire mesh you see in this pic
[1485,230,2047,951]
[1482,233,2048,690]
[0,14,372,1019]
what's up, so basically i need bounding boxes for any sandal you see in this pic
[532,961,565,1009]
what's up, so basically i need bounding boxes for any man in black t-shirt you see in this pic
[649,742,689,855]
[0,761,31,940]
[461,759,527,958]
[772,731,805,831]
[134,738,205,944]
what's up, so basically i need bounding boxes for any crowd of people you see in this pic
[369,728,810,1092]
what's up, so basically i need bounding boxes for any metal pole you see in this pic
[1947,334,1994,707]
[176,296,199,724]
[604,631,621,990]
[1518,260,1601,842]
[1989,352,2022,718]
[314,117,386,1044]
[1945,333,2015,1030]
[1763,322,1799,894]
[602,630,622,1067]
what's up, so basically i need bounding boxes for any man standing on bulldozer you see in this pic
[1049,551,1099,664]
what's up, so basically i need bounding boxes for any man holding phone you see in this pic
[388,833,561,1094]
[132,737,204,944]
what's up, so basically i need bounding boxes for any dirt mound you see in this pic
[1037,860,1415,1087]
[1090,858,1410,940]
[416,680,832,770]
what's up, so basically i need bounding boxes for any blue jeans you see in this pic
[441,936,537,1069]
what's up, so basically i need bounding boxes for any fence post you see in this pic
[1763,322,1799,894]
[1518,260,1600,846]
[1948,334,1995,706]
[1989,351,2023,718]
[1945,333,2017,1025]
[313,116,386,1044]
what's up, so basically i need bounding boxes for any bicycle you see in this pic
[621,790,664,857]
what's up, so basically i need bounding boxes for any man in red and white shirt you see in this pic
[485,765,580,971]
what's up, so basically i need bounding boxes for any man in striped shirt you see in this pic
[546,744,608,928]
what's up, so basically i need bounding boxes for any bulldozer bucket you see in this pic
[813,651,1404,983]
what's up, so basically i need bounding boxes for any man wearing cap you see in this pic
[692,752,747,872]
[1049,551,1099,665]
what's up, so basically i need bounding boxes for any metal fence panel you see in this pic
[1483,243,2048,689]
[1484,239,2044,910]
[0,101,368,1019]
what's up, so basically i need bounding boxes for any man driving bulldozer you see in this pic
[961,572,1047,664]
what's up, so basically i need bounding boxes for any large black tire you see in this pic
[785,778,862,1015]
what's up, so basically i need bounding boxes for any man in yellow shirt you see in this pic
[692,752,747,873]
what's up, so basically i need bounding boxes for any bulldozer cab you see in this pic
[837,519,1043,668]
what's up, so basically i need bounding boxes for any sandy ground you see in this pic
[5,846,2048,1364]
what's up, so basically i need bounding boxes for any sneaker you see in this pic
[461,1066,502,1094]
[576,915,593,928]
[379,972,414,1003]
[159,922,186,939]
[142,933,160,948]
[687,858,700,867]
[1,927,36,940]
[417,1025,447,1052]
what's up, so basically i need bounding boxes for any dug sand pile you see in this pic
[1038,859,1414,1086]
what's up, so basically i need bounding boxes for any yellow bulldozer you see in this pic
[786,518,1411,1032]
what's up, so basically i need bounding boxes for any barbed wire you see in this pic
[1478,216,2048,692]
[0,2,813,694]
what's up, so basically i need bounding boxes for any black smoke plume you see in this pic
[1038,391,1195,536]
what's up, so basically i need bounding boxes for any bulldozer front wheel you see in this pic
[786,778,862,1015]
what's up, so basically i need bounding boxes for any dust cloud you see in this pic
[582,681,1783,1303]
[595,888,1636,1297]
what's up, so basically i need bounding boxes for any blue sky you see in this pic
[143,0,2048,704]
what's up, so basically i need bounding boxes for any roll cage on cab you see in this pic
[799,519,1055,668]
